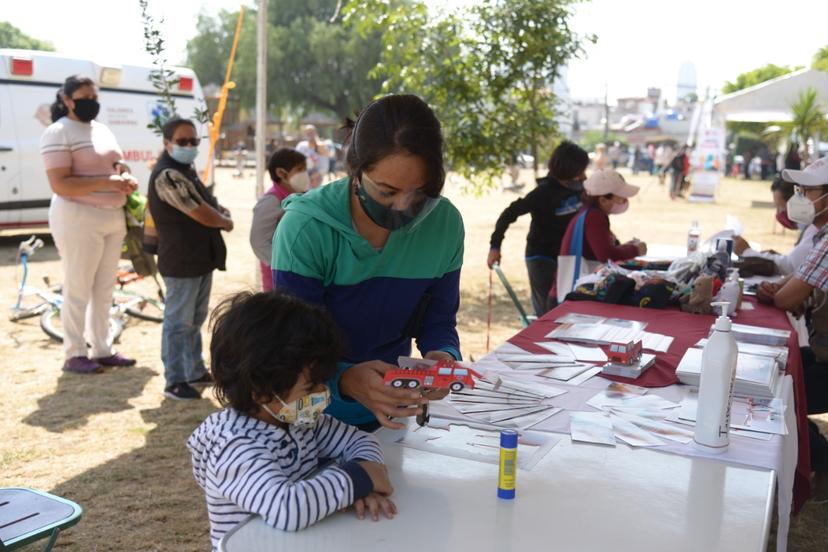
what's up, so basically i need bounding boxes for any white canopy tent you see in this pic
[714,68,828,123]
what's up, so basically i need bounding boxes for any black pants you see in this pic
[526,257,557,317]
[800,347,828,472]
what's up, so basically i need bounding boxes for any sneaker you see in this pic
[94,352,137,367]
[164,382,202,401]
[63,356,103,374]
[188,373,215,387]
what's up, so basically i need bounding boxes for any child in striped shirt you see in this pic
[187,291,395,551]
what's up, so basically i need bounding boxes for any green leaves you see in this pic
[349,0,593,191]
[139,0,179,135]
[185,2,383,120]
[0,21,55,51]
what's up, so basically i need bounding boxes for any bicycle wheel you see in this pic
[112,290,164,323]
[40,309,124,345]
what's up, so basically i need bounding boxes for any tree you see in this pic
[786,87,827,164]
[185,1,384,121]
[814,45,828,73]
[347,0,594,189]
[722,63,798,94]
[0,21,55,51]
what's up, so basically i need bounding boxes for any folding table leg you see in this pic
[42,527,60,552]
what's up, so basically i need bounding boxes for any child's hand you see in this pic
[357,460,393,495]
[353,492,397,521]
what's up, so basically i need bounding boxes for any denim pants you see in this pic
[161,274,212,386]
[525,257,557,317]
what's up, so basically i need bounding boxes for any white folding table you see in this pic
[220,421,775,552]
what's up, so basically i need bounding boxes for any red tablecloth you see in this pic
[509,298,812,513]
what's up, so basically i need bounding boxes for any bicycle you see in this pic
[111,266,165,323]
[10,236,124,345]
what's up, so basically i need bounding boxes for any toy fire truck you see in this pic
[384,358,482,393]
[606,340,643,366]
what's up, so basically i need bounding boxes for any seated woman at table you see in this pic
[559,169,647,263]
[732,176,817,276]
[188,292,396,551]
[272,94,464,431]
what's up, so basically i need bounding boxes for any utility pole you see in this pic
[603,82,610,141]
[255,0,268,199]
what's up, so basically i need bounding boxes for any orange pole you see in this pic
[203,6,245,183]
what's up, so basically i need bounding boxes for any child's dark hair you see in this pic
[209,291,344,414]
[547,140,589,181]
[267,148,306,183]
[50,75,96,122]
[342,94,445,197]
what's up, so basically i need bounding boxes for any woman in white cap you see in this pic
[559,168,646,264]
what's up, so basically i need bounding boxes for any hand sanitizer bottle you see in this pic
[687,220,701,255]
[694,302,738,451]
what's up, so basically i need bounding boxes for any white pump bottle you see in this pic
[693,302,738,451]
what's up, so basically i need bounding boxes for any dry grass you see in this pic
[1,167,825,551]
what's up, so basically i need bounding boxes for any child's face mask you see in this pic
[261,387,331,427]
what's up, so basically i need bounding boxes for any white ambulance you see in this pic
[0,49,210,228]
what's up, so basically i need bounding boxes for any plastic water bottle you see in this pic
[687,220,701,255]
[694,302,738,451]
[716,269,741,316]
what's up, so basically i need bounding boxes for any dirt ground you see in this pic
[1,167,825,551]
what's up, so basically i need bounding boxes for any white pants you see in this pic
[49,195,126,359]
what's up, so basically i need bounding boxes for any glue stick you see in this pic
[497,429,518,499]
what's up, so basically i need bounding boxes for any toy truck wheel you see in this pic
[391,379,404,388]
[407,380,419,389]
[449,381,464,392]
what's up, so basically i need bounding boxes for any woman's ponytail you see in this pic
[49,90,68,123]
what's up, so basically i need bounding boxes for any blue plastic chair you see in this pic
[0,488,82,551]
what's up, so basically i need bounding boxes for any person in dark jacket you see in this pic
[487,141,589,315]
[148,118,233,400]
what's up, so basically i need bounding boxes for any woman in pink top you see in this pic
[40,75,139,374]
[249,148,309,291]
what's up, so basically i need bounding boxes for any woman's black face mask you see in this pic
[71,98,100,122]
[355,174,429,231]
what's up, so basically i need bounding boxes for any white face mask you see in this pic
[787,191,828,225]
[288,171,311,193]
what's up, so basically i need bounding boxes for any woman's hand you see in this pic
[352,492,397,521]
[732,236,749,255]
[339,361,426,430]
[106,174,137,194]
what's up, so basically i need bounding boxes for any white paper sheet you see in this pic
[394,424,559,470]
[609,414,666,447]
[569,411,616,446]
[611,411,694,444]
[566,343,608,362]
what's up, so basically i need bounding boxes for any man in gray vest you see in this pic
[148,118,233,400]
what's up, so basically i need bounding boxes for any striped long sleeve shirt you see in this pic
[187,408,384,550]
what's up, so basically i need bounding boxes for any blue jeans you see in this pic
[161,274,212,386]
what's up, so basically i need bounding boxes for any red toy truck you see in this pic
[384,358,482,393]
[607,340,643,366]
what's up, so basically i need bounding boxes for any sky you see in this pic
[3,0,828,104]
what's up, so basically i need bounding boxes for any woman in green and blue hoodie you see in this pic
[272,95,464,431]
